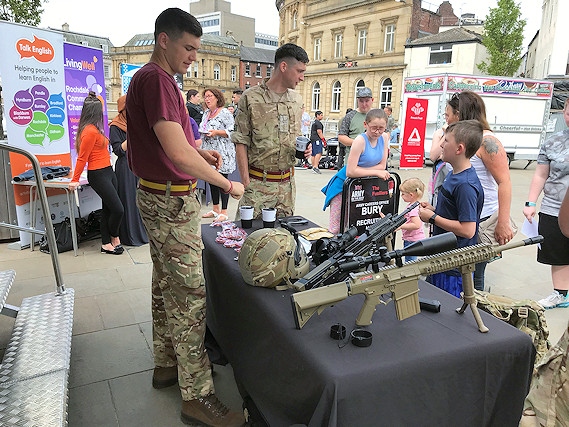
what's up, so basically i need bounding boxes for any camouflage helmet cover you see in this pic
[239,228,309,289]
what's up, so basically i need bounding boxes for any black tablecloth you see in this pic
[203,220,535,427]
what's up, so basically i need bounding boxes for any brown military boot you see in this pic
[181,394,245,427]
[152,366,178,389]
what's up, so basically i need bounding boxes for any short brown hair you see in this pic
[202,88,225,108]
[446,120,483,158]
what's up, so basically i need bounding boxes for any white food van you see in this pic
[401,73,554,166]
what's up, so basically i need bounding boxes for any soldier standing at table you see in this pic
[126,7,244,426]
[232,43,310,218]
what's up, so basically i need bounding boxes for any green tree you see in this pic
[0,0,46,26]
[478,0,526,77]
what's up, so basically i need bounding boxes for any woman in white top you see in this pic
[456,91,514,291]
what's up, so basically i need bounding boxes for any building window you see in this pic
[314,37,321,61]
[100,44,108,54]
[231,66,237,82]
[292,11,297,30]
[214,63,220,80]
[354,79,365,109]
[266,65,272,78]
[429,44,453,65]
[384,24,395,52]
[331,81,341,112]
[358,29,367,55]
[380,78,393,109]
[245,63,251,76]
[334,33,343,58]
[312,82,320,111]
[245,82,250,89]
[200,18,220,27]
[256,64,262,77]
[104,64,110,78]
[193,62,199,78]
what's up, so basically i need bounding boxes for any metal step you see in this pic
[0,270,15,313]
[0,289,74,426]
[0,370,69,426]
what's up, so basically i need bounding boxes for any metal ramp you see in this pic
[0,142,74,426]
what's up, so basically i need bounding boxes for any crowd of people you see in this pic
[64,7,569,426]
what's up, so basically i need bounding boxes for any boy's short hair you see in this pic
[315,110,323,117]
[400,178,425,198]
[233,89,243,95]
[446,120,483,158]
[154,8,202,42]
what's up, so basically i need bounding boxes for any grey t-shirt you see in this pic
[537,129,569,216]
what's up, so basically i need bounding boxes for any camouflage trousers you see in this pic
[237,176,296,219]
[136,189,214,401]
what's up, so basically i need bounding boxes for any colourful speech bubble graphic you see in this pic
[32,98,49,113]
[46,124,65,142]
[29,111,49,132]
[48,93,65,109]
[9,105,33,126]
[15,35,55,63]
[31,85,49,100]
[47,107,65,125]
[14,89,33,109]
[25,127,46,146]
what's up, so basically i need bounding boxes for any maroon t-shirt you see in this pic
[126,62,197,183]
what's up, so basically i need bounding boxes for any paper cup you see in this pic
[240,206,254,229]
[262,208,276,228]
[295,136,309,159]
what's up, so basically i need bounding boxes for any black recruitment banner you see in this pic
[340,173,400,235]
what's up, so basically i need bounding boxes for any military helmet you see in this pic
[239,228,309,289]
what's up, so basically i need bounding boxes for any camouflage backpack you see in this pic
[519,320,569,427]
[474,290,551,365]
[239,228,309,290]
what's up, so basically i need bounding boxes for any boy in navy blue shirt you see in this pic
[419,120,484,297]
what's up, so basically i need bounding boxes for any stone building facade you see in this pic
[276,0,455,123]
[108,34,240,109]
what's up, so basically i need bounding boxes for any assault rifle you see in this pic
[291,201,419,291]
[291,235,544,332]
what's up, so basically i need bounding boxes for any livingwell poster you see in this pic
[64,42,108,166]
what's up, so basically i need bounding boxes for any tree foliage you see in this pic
[0,0,46,26]
[478,0,526,77]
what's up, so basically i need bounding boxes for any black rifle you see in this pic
[291,201,419,291]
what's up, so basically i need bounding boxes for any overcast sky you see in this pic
[38,0,541,48]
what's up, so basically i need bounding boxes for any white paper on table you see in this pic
[521,218,541,249]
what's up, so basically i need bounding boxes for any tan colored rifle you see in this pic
[291,235,543,333]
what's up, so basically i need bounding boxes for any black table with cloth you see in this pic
[202,219,535,427]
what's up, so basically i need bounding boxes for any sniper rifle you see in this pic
[291,235,544,332]
[292,201,419,291]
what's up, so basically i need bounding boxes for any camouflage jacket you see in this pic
[232,78,302,171]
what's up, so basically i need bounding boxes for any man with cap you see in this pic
[337,87,374,168]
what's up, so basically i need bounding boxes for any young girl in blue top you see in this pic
[322,108,390,234]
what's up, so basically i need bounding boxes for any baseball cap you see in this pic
[356,87,372,98]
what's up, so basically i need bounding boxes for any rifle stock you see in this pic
[291,236,544,331]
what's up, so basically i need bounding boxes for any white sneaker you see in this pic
[538,291,569,309]
[312,168,321,174]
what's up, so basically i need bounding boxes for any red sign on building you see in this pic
[400,98,428,169]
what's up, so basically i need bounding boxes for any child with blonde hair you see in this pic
[399,177,426,262]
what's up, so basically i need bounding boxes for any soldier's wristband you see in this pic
[222,180,233,194]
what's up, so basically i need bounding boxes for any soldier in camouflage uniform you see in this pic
[233,43,310,219]
[126,8,244,426]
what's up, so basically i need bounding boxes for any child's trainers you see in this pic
[538,290,569,309]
